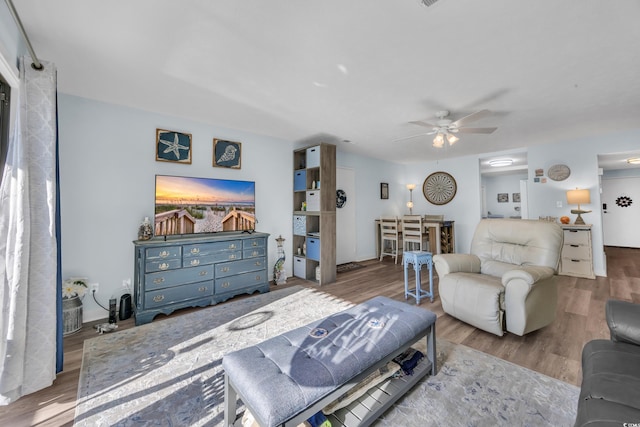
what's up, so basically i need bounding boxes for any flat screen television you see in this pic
[154,174,256,236]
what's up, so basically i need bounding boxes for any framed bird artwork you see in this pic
[213,138,242,169]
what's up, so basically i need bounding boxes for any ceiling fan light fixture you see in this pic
[433,133,445,148]
[627,157,640,165]
[488,158,513,167]
[446,133,459,145]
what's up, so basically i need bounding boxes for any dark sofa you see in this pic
[575,299,640,426]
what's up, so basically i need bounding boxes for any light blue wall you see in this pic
[526,129,640,276]
[483,173,528,218]
[336,150,403,260]
[58,94,296,320]
[604,168,640,179]
[402,155,483,254]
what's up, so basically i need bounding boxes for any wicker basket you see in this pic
[62,296,83,336]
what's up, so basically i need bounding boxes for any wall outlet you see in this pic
[122,278,132,291]
[91,282,99,293]
[556,201,563,208]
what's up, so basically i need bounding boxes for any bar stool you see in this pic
[403,251,434,304]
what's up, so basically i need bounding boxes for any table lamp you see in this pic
[566,188,591,225]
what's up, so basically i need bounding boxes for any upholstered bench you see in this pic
[222,296,437,427]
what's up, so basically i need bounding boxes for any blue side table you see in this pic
[403,251,434,304]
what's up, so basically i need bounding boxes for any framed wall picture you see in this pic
[513,192,521,202]
[213,138,242,169]
[497,193,509,203]
[156,129,192,164]
[380,183,389,199]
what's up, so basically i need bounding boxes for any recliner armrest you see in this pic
[606,299,640,346]
[432,254,481,277]
[502,265,555,288]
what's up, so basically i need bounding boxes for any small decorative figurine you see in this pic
[273,235,286,285]
[138,217,153,240]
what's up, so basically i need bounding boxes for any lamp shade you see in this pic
[566,189,590,205]
[433,133,444,148]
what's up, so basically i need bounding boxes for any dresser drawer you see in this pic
[183,251,242,266]
[216,257,266,278]
[145,246,182,261]
[145,265,214,290]
[562,244,591,260]
[561,258,593,277]
[145,258,182,273]
[144,280,213,308]
[243,237,266,249]
[183,240,242,258]
[215,270,267,294]
[563,229,590,245]
[243,246,266,258]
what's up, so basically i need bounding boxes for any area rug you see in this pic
[75,286,579,426]
[336,262,365,273]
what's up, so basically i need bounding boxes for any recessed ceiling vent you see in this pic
[421,0,439,6]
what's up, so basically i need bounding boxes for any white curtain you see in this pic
[0,57,58,404]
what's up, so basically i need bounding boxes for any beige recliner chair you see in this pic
[433,219,563,336]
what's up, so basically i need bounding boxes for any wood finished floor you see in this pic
[1,246,638,426]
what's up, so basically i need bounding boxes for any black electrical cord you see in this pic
[92,290,109,311]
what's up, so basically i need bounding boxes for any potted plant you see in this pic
[62,277,88,335]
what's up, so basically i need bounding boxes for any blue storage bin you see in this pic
[294,170,306,191]
[307,237,320,261]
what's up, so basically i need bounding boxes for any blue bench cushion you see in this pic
[222,296,437,427]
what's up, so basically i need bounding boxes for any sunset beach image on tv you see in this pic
[154,175,256,236]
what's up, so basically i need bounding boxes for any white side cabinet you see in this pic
[559,225,595,279]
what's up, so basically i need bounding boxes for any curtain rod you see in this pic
[4,0,43,70]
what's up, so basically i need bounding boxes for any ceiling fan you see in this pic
[397,109,497,148]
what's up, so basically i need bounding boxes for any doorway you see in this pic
[601,176,640,247]
[336,167,356,265]
[598,151,640,249]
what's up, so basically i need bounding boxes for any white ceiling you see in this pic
[12,0,640,165]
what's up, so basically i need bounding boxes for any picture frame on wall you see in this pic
[513,192,521,202]
[213,138,242,169]
[380,183,389,199]
[497,193,509,203]
[156,129,192,164]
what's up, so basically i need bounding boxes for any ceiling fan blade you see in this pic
[456,127,497,134]
[408,120,438,129]
[452,109,492,127]
[392,132,432,142]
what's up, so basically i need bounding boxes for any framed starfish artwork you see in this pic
[213,138,242,169]
[156,129,192,164]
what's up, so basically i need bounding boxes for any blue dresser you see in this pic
[133,232,269,325]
